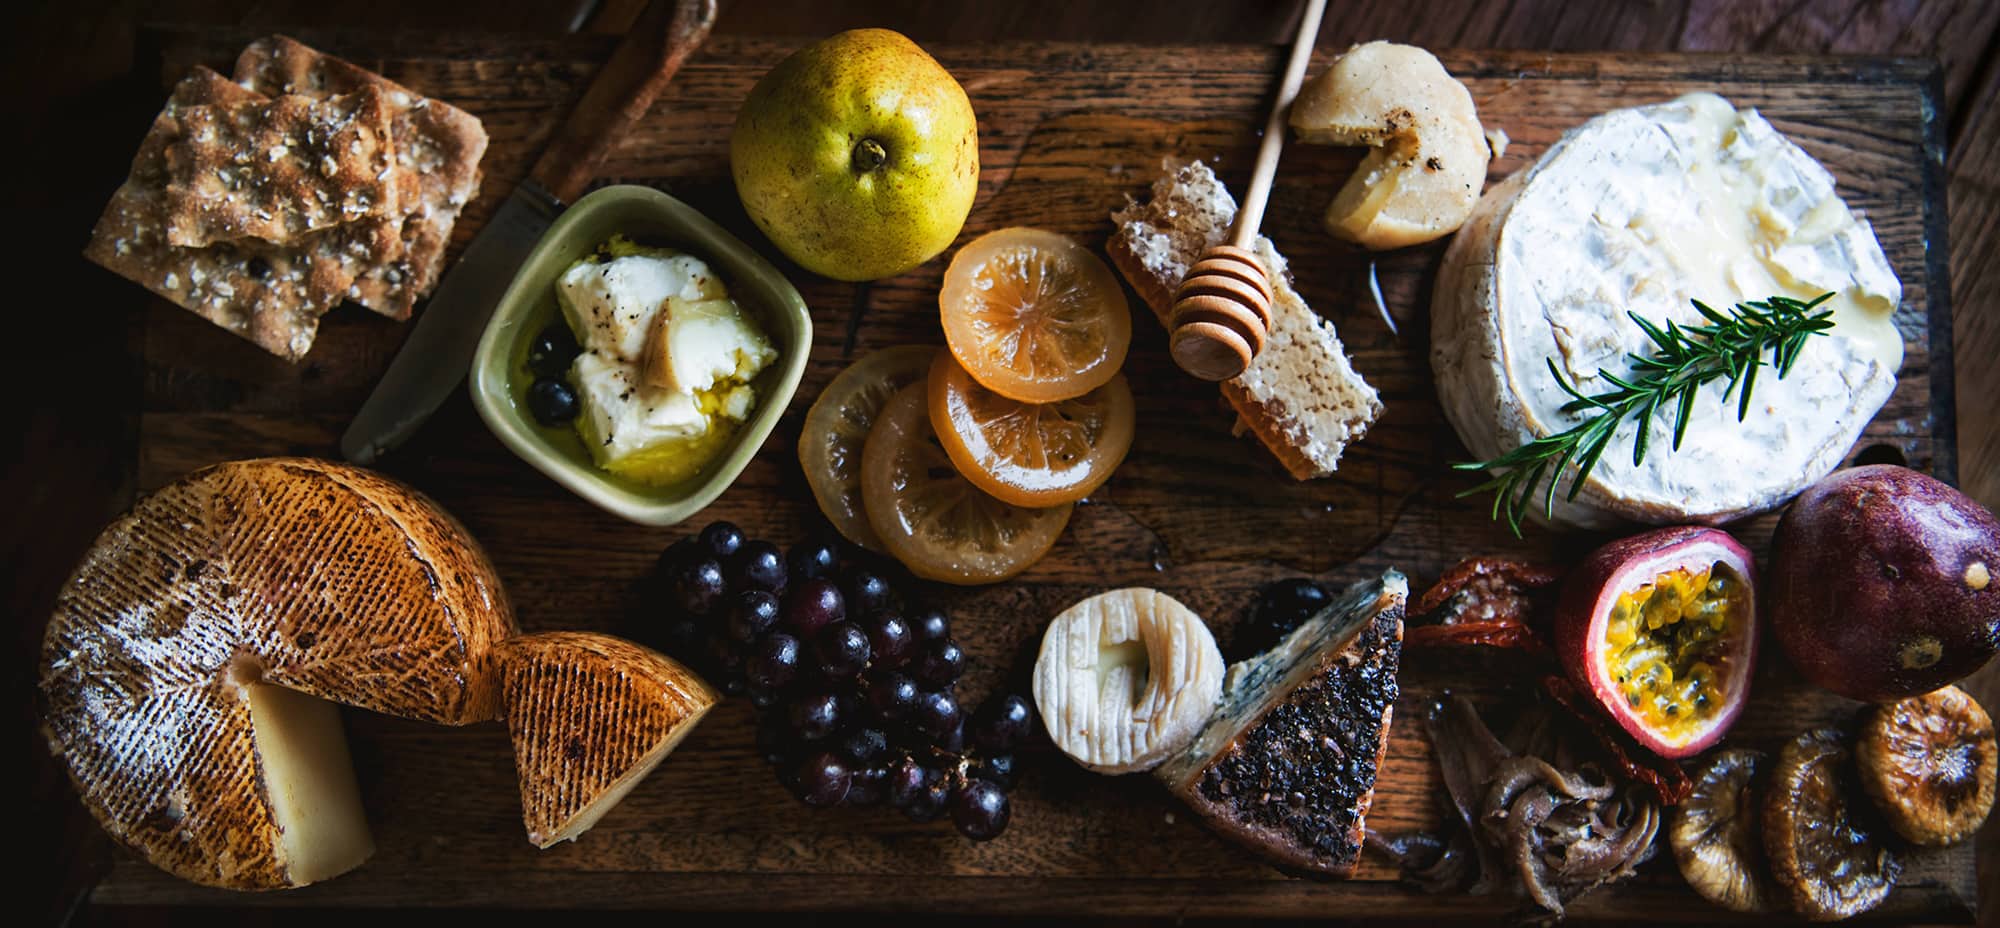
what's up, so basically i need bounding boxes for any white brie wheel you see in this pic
[1433,93,1902,529]
[1032,588,1225,775]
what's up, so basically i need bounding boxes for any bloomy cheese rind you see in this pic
[1434,94,1901,529]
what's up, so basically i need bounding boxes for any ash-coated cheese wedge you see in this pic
[39,458,516,890]
[499,632,718,848]
[1154,570,1406,879]
[1434,93,1901,529]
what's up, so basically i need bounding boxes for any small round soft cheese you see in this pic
[1032,588,1224,775]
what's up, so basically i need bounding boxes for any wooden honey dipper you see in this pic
[1169,0,1327,381]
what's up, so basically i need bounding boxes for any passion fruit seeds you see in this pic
[1555,526,1758,759]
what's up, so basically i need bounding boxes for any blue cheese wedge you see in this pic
[555,238,775,486]
[1433,93,1901,528]
[1153,570,1406,879]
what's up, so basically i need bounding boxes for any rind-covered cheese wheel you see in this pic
[40,458,517,890]
[1432,93,1901,528]
[500,631,718,848]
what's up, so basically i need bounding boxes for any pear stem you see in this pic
[851,138,888,173]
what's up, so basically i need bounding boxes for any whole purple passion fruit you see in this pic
[1555,526,1759,758]
[1769,465,2000,702]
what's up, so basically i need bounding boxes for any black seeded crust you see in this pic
[1168,601,1405,879]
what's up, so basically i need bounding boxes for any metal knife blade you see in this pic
[339,182,562,465]
[338,0,718,465]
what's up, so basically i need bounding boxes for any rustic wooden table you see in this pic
[8,1,1996,925]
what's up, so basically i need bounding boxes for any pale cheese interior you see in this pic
[237,668,374,884]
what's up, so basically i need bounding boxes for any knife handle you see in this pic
[530,0,719,203]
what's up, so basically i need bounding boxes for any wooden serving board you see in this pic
[93,30,1972,921]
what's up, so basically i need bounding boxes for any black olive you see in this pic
[526,378,580,426]
[526,324,582,377]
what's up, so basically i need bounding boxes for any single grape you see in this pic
[840,727,889,766]
[972,693,1035,753]
[660,616,702,660]
[698,521,745,560]
[913,639,965,688]
[887,755,931,809]
[795,752,851,807]
[726,589,782,644]
[747,680,780,709]
[781,577,845,636]
[672,557,727,617]
[789,690,842,742]
[910,607,950,643]
[653,537,698,578]
[704,635,745,679]
[787,538,839,585]
[867,672,919,721]
[746,632,801,690]
[902,772,951,823]
[863,610,915,670]
[814,621,871,679]
[729,541,787,593]
[970,753,1018,789]
[950,780,1011,841]
[912,690,962,741]
[755,713,795,766]
[847,764,889,807]
[933,715,966,754]
[841,569,893,614]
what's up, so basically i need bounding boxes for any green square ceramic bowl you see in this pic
[470,184,810,526]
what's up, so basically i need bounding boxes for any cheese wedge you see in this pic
[1154,570,1406,879]
[499,632,718,848]
[39,458,516,890]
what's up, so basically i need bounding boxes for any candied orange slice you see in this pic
[861,383,1072,585]
[940,227,1131,403]
[928,349,1134,507]
[798,346,936,551]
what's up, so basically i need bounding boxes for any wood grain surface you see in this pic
[57,30,1976,921]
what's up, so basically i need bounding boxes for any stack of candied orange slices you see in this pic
[799,228,1135,585]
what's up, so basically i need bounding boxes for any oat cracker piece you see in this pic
[236,35,489,319]
[160,84,400,250]
[83,67,395,361]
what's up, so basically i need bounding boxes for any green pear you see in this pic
[731,29,979,282]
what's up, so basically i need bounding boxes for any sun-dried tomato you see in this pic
[1543,674,1695,805]
[1414,557,1562,616]
[1404,621,1547,653]
[1406,557,1562,655]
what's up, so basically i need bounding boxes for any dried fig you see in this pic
[1763,728,1901,921]
[1856,684,1996,846]
[1671,749,1781,913]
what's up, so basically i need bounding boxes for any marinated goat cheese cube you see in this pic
[551,236,776,487]
[556,242,727,362]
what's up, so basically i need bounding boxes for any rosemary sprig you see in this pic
[1456,293,1838,535]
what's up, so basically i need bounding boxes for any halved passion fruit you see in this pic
[1554,526,1757,759]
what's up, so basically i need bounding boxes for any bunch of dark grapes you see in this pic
[648,521,1035,841]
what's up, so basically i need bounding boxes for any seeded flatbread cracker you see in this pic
[83,67,397,361]
[236,35,489,319]
[159,85,400,250]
